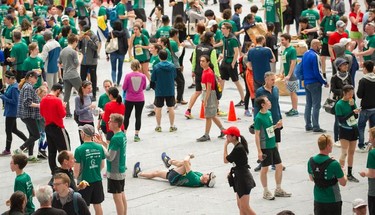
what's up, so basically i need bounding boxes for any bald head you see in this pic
[310,39,321,51]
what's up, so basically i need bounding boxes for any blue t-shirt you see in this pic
[247,47,273,82]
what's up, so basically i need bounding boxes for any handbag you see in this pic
[323,92,337,115]
[105,32,119,54]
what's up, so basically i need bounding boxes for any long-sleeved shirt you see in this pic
[302,49,327,86]
[41,39,61,73]
[17,82,41,119]
[78,35,99,65]
[1,83,19,117]
[40,94,66,128]
[122,72,146,102]
[75,95,94,122]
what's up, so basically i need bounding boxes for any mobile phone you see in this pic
[257,154,267,163]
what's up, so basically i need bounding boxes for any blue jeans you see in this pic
[358,108,375,148]
[304,82,322,130]
[110,52,125,85]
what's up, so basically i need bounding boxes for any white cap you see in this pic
[339,38,352,46]
[207,20,217,29]
[352,198,367,209]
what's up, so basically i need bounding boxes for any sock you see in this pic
[263,187,270,193]
[348,166,352,176]
[204,133,209,137]
[276,184,281,189]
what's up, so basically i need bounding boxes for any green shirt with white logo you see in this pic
[14,172,35,215]
[10,42,29,71]
[364,34,375,61]
[154,26,172,39]
[254,111,276,149]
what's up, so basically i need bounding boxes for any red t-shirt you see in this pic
[349,12,363,32]
[40,94,66,128]
[328,32,348,46]
[201,68,216,91]
[317,4,324,21]
[103,101,125,131]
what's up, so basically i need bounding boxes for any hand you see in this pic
[93,133,105,144]
[258,152,263,162]
[62,102,67,108]
[192,73,195,78]
[77,180,89,190]
[231,62,235,69]
[354,109,361,114]
[90,103,96,109]
[359,171,366,177]
[275,120,282,128]
[284,76,290,82]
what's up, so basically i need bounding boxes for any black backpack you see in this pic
[309,157,338,188]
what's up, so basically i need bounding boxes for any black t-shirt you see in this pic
[32,208,67,215]
[226,143,248,167]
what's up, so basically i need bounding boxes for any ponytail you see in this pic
[116,95,122,104]
[108,87,121,104]
[239,135,249,154]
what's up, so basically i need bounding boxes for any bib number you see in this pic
[266,126,275,138]
[346,116,357,126]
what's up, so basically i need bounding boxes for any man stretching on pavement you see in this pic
[133,152,216,188]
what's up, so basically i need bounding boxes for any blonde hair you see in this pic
[131,59,141,71]
[36,86,48,98]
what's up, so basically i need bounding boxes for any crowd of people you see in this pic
[0,0,374,214]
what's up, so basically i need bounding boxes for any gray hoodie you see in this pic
[333,43,353,72]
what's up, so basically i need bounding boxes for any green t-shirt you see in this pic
[51,25,61,39]
[69,17,76,28]
[282,46,297,77]
[149,55,160,72]
[254,111,276,149]
[14,172,35,215]
[117,2,128,29]
[307,154,344,203]
[368,149,375,169]
[18,15,32,26]
[23,56,44,88]
[59,37,69,49]
[133,35,150,62]
[107,132,127,177]
[301,9,320,28]
[165,48,173,63]
[133,0,145,9]
[74,142,106,183]
[255,15,263,23]
[34,5,48,18]
[218,20,238,33]
[169,39,179,53]
[10,42,29,71]
[364,34,375,61]
[2,26,15,43]
[98,5,107,17]
[98,93,110,126]
[214,30,223,54]
[335,99,357,128]
[222,35,239,63]
[264,0,277,23]
[320,14,340,44]
[32,34,46,53]
[142,29,150,39]
[193,33,200,46]
[76,0,91,17]
[0,5,10,25]
[174,171,204,187]
[154,26,172,39]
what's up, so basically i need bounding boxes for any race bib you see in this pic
[346,116,357,126]
[266,126,275,138]
[282,54,287,64]
[135,47,143,56]
[201,83,207,91]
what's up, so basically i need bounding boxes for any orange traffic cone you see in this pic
[227,101,237,122]
[200,101,205,119]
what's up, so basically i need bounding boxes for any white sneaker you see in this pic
[356,147,368,153]
[263,190,275,200]
[334,141,341,148]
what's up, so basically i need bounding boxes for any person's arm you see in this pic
[191,50,196,73]
[223,140,230,163]
[0,87,18,104]
[328,40,335,60]
[356,80,364,99]
[72,51,80,68]
[128,35,135,59]
[232,46,239,69]
[267,47,276,63]
[255,130,263,162]
[183,155,192,173]
[210,50,220,78]
[312,53,327,85]
[86,36,99,51]
[73,163,80,179]
[356,47,375,57]
[285,59,296,81]
[204,82,211,106]
[40,43,49,61]
[349,13,361,25]
[360,168,375,178]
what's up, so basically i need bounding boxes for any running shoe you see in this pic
[13,149,24,155]
[217,110,227,117]
[148,111,156,117]
[334,141,341,148]
[155,126,162,132]
[66,113,72,118]
[188,83,196,89]
[133,162,141,178]
[196,135,211,142]
[263,190,275,200]
[347,175,360,183]
[313,128,326,133]
[134,135,141,142]
[274,188,292,197]
[37,151,48,159]
[218,131,225,139]
[169,126,177,132]
[161,152,171,168]
[146,104,154,109]
[185,110,193,119]
[285,109,299,117]
[0,150,11,156]
[244,109,252,117]
[27,156,40,163]
[235,100,245,107]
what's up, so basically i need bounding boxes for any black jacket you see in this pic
[107,30,128,55]
[357,73,375,109]
[52,190,91,215]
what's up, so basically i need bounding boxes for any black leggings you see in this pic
[243,73,254,110]
[124,101,145,131]
[21,118,40,156]
[149,0,164,17]
[5,117,27,152]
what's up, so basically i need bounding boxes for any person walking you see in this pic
[123,60,146,142]
[40,29,61,90]
[223,126,256,215]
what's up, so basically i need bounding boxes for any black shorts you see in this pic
[261,147,282,167]
[321,43,330,57]
[107,178,125,194]
[154,96,175,108]
[134,8,147,22]
[314,201,342,215]
[3,48,11,66]
[139,59,150,64]
[79,181,104,205]
[219,3,230,12]
[166,169,181,186]
[339,127,359,141]
[220,61,239,82]
[275,127,281,143]
[195,77,202,91]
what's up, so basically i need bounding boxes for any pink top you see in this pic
[122,72,147,102]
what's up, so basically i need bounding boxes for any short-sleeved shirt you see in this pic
[149,55,160,71]
[301,9,320,28]
[218,20,238,33]
[59,37,68,49]
[34,5,48,18]
[98,93,110,126]
[264,0,277,23]
[10,42,29,71]
[255,15,263,23]
[349,12,363,32]
[173,171,204,187]
[335,99,357,129]
[133,35,150,62]
[23,56,44,88]
[98,5,107,18]
[117,2,128,29]
[282,45,297,79]
[51,25,61,39]
[201,68,215,91]
[307,154,344,203]
[2,26,15,44]
[254,110,276,149]
[320,14,340,44]
[154,26,172,39]
[222,35,239,63]
[32,34,46,53]
[364,34,375,61]
[107,131,127,180]
[367,149,375,196]
[0,5,10,25]
[226,143,248,166]
[74,142,106,183]
[328,32,348,46]
[247,46,273,82]
[14,172,35,215]
[18,15,32,26]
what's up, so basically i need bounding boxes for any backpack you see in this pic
[53,192,80,215]
[309,157,338,188]
[106,6,118,24]
[294,60,304,80]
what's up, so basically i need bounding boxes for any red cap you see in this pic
[222,126,240,137]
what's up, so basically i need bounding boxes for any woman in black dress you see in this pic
[223,126,256,215]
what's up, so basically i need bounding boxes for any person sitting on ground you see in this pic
[133,152,216,188]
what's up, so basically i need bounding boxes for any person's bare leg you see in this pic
[321,56,326,76]
[138,170,168,179]
[260,166,268,188]
[339,139,349,167]
[93,204,103,215]
[238,194,256,215]
[142,63,150,81]
[212,116,224,130]
[113,193,125,215]
[187,91,202,110]
[205,118,212,135]
[155,107,162,126]
[291,92,298,110]
[234,80,245,101]
[168,106,175,126]
[275,163,283,185]
[122,193,127,215]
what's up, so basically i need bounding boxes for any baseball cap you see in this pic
[78,124,95,136]
[335,57,349,68]
[5,70,15,78]
[65,7,73,13]
[336,20,346,28]
[206,172,216,188]
[25,71,40,79]
[207,20,217,29]
[222,126,241,137]
[352,198,367,209]
[61,15,69,22]
[339,38,352,46]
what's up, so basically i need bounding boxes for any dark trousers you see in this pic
[314,201,342,215]
[80,64,97,98]
[370,195,375,215]
[5,117,27,151]
[243,74,253,110]
[175,68,185,102]
[124,101,145,131]
[78,121,94,144]
[149,0,164,17]
[45,123,71,174]
[20,118,40,156]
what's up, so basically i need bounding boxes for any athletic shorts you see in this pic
[107,178,125,194]
[134,8,147,22]
[339,127,359,141]
[203,91,218,118]
[166,169,181,186]
[195,77,203,91]
[154,96,175,108]
[261,147,282,167]
[314,201,342,215]
[79,181,104,205]
[220,61,239,82]
[350,31,362,40]
[219,3,230,12]
[286,80,299,93]
[139,59,150,64]
[321,43,330,57]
